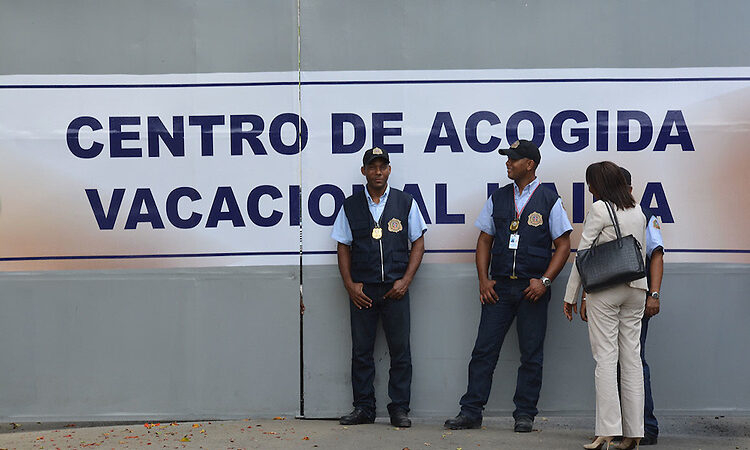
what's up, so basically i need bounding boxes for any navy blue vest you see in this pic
[344,188,413,284]
[490,183,559,280]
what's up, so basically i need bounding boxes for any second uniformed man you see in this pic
[445,140,572,432]
[331,147,427,427]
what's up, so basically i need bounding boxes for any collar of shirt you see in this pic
[365,184,390,207]
[513,177,540,197]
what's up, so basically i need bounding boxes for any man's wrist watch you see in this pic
[541,276,552,288]
[649,291,660,299]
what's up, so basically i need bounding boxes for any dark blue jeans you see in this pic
[459,278,551,420]
[349,282,411,415]
[641,316,659,437]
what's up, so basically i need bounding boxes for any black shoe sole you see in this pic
[391,421,412,428]
[444,422,482,430]
[514,419,534,433]
[339,419,375,425]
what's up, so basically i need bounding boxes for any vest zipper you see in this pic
[379,239,385,282]
[511,249,518,279]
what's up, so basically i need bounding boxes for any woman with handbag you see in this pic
[563,161,648,450]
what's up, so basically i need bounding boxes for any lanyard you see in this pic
[513,182,540,219]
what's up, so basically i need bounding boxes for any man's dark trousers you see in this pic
[641,316,659,437]
[349,282,411,416]
[459,278,550,420]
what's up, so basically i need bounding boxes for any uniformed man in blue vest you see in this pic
[445,139,572,432]
[579,166,664,445]
[331,147,427,428]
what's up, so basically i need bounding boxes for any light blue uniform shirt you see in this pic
[474,178,573,240]
[645,215,664,258]
[331,185,428,245]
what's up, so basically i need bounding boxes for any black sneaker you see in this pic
[640,434,658,445]
[339,408,375,425]
[389,409,411,428]
[444,413,482,430]
[513,415,533,432]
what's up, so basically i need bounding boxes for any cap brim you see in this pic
[363,155,389,165]
[498,148,524,159]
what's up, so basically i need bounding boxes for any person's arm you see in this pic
[563,203,606,320]
[337,242,373,309]
[384,235,425,299]
[644,215,665,318]
[385,199,428,299]
[580,296,587,322]
[525,198,573,302]
[476,231,499,304]
[523,231,571,302]
[645,248,664,317]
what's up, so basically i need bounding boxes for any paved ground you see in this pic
[0,415,748,449]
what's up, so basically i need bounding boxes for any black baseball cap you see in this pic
[498,139,541,166]
[362,146,390,166]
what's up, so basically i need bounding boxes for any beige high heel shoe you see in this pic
[583,436,614,449]
[615,437,641,450]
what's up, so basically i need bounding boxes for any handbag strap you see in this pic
[603,200,623,241]
[587,201,623,251]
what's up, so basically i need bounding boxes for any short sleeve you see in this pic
[330,207,353,245]
[407,200,428,243]
[549,198,573,239]
[645,216,664,257]
[474,197,495,236]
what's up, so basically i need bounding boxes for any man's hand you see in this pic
[645,295,660,318]
[479,278,499,304]
[580,298,588,322]
[563,301,578,321]
[384,278,410,300]
[345,281,373,309]
[523,278,547,302]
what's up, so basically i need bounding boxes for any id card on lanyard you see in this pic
[509,182,540,250]
[509,233,520,249]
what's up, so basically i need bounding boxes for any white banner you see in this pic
[1,68,749,271]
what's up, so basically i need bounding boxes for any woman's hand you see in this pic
[580,298,588,322]
[563,301,578,321]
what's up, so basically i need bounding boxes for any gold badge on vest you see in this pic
[387,218,403,233]
[527,212,543,227]
[372,226,382,239]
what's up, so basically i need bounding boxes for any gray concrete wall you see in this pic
[303,263,750,418]
[0,267,300,422]
[299,0,750,71]
[0,0,299,74]
[1,0,749,421]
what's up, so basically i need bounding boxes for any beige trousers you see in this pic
[587,283,645,438]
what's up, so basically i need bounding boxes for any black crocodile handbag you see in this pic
[575,201,646,292]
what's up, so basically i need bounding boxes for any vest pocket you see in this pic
[526,245,551,271]
[351,250,369,263]
[491,243,507,256]
[527,245,550,257]
[391,250,408,275]
[350,220,370,239]
[492,215,512,234]
[392,250,409,263]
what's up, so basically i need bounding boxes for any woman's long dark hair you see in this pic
[585,161,637,210]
